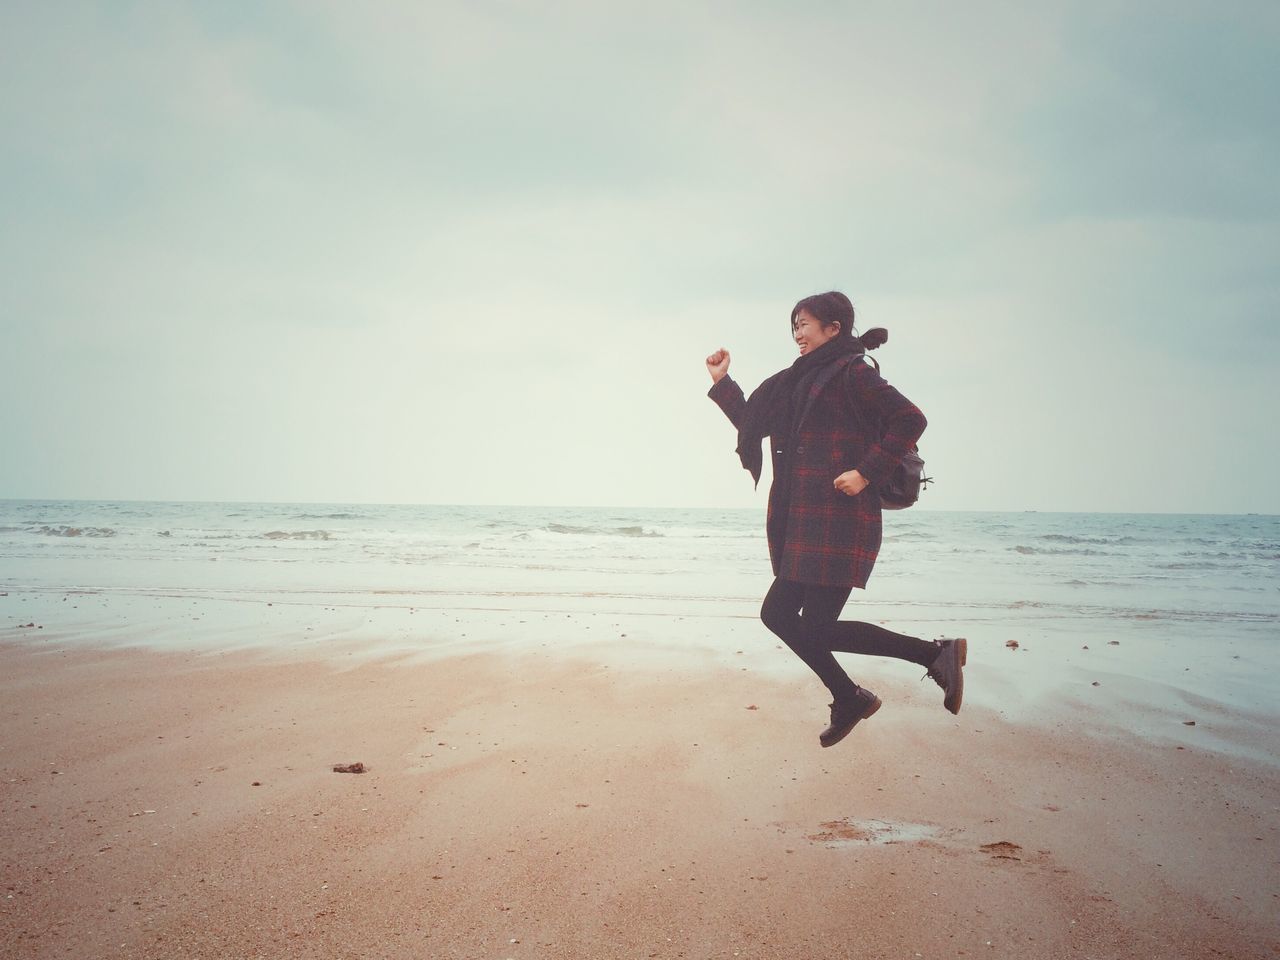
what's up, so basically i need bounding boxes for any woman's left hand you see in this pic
[833,470,869,497]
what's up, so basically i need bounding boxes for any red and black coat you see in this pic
[709,356,926,589]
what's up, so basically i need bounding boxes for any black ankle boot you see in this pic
[923,637,967,714]
[819,687,882,747]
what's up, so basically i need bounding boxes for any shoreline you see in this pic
[2,634,1277,959]
[5,582,1277,766]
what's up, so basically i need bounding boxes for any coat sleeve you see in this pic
[707,375,747,429]
[847,361,927,485]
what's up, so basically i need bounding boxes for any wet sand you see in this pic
[2,635,1277,960]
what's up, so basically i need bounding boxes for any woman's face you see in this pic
[792,308,840,355]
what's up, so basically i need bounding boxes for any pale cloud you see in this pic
[1,1,1276,512]
[1014,4,1280,221]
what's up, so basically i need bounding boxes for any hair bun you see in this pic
[859,327,888,351]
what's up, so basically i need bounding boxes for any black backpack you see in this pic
[842,338,932,510]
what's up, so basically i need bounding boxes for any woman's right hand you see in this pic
[705,348,731,384]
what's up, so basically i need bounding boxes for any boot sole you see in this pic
[819,694,882,748]
[946,638,967,715]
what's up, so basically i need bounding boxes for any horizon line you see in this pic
[0,496,1275,518]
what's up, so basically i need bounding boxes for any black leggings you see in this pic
[760,578,938,702]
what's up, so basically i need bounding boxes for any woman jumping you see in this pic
[705,291,965,747]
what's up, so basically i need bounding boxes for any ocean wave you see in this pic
[1011,545,1106,556]
[1038,534,1142,546]
[545,523,663,538]
[996,597,1276,623]
[656,526,760,540]
[34,525,117,538]
[292,513,366,520]
[1056,578,1136,588]
[1185,537,1279,551]
[261,530,333,541]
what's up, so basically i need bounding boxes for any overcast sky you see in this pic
[2,1,1277,513]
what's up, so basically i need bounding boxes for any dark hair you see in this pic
[791,291,856,340]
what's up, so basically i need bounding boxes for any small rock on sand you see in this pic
[1005,640,1019,649]
[332,762,366,774]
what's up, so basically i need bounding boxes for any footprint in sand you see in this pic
[979,840,1023,860]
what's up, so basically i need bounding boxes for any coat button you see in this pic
[795,445,806,455]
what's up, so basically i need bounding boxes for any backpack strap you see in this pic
[840,353,881,436]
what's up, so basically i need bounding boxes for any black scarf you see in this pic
[735,335,865,487]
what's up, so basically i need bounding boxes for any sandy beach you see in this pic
[3,624,1277,960]
[5,0,1279,952]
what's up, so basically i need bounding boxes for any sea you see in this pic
[2,499,1276,623]
[2,500,1277,750]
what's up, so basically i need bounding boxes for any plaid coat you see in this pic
[709,355,926,589]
